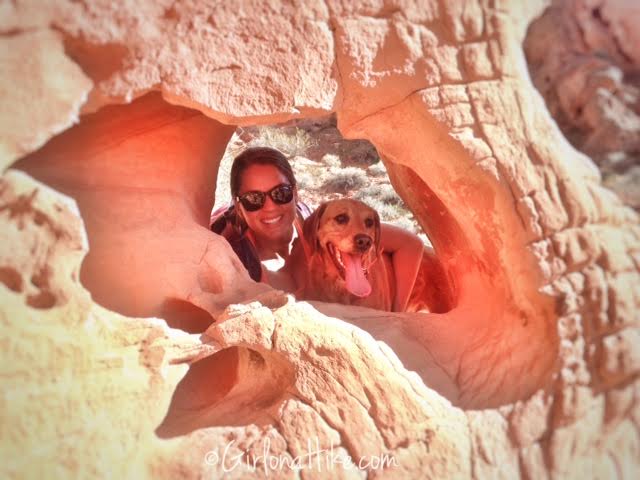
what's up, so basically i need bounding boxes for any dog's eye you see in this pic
[365,218,374,228]
[335,214,349,225]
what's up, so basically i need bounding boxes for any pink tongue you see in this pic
[342,252,372,298]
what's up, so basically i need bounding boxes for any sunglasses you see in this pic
[236,183,294,212]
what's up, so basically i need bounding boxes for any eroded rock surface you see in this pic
[0,30,92,171]
[525,0,640,210]
[14,93,275,333]
[1,0,639,479]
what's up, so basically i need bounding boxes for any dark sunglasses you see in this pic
[236,183,294,212]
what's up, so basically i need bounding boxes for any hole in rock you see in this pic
[10,89,555,409]
[159,299,216,334]
[30,266,49,289]
[13,93,455,330]
[0,266,23,293]
[156,346,295,438]
[215,115,432,243]
[26,290,57,309]
[213,114,456,314]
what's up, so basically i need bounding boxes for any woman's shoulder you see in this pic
[297,200,312,220]
[210,203,237,237]
[210,203,263,281]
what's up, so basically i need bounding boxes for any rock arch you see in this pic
[1,1,638,478]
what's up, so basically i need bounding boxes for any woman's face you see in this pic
[236,163,297,244]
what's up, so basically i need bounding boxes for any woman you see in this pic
[211,146,424,312]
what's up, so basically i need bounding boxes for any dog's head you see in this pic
[303,198,381,298]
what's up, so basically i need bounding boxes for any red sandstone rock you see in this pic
[1,0,639,479]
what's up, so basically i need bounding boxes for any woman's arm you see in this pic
[380,223,424,312]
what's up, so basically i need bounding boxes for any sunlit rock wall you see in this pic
[1,1,638,478]
[524,0,640,210]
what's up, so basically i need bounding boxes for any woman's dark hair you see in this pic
[230,146,296,198]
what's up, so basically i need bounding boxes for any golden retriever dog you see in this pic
[287,198,451,313]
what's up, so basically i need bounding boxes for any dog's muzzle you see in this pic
[354,234,372,252]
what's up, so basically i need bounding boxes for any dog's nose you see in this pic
[354,234,372,252]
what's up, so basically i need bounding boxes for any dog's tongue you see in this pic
[342,252,371,297]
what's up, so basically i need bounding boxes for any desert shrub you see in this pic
[365,199,401,220]
[322,167,368,193]
[354,183,404,207]
[340,140,380,167]
[294,170,316,190]
[322,153,342,168]
[366,161,387,177]
[353,184,383,202]
[248,126,317,157]
[378,183,403,205]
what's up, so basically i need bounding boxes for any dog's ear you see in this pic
[303,203,327,256]
[363,209,382,271]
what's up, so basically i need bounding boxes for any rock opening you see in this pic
[11,89,558,409]
[156,346,296,438]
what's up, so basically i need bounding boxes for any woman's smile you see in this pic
[261,215,283,225]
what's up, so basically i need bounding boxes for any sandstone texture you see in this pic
[1,1,639,479]
[525,0,640,210]
[0,29,92,171]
